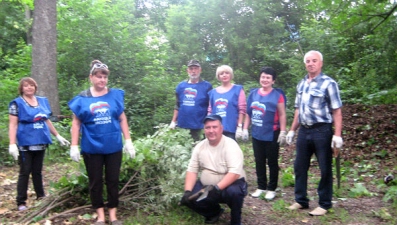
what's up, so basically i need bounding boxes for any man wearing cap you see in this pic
[169,60,213,141]
[180,114,247,225]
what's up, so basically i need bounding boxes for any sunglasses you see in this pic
[90,63,108,74]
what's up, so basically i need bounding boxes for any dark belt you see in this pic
[301,123,329,129]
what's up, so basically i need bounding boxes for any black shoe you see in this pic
[205,208,224,224]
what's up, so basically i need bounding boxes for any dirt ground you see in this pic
[1,104,397,225]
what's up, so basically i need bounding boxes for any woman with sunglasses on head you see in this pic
[8,77,70,211]
[68,60,135,225]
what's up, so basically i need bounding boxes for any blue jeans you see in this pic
[294,123,333,209]
[185,178,247,225]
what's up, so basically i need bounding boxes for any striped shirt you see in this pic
[294,73,342,126]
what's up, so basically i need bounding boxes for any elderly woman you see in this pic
[208,65,246,140]
[8,77,70,211]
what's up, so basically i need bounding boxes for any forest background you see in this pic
[0,0,397,224]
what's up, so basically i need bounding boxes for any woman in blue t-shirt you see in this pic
[208,65,246,140]
[8,77,70,211]
[243,67,287,200]
[69,60,135,225]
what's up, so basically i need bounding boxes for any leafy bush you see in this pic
[121,124,193,211]
[51,124,194,213]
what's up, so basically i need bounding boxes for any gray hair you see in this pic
[303,50,323,62]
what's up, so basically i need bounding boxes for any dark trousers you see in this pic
[186,179,247,225]
[83,151,122,209]
[294,123,333,209]
[223,131,236,141]
[17,150,46,206]
[252,130,280,191]
[189,129,203,142]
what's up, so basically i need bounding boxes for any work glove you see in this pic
[208,185,221,199]
[123,139,136,159]
[56,135,70,146]
[242,129,249,141]
[9,144,19,160]
[70,145,80,162]
[286,131,295,145]
[235,126,243,140]
[180,190,192,206]
[331,135,343,149]
[169,121,176,129]
[277,131,287,146]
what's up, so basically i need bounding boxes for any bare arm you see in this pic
[119,112,131,140]
[332,107,342,136]
[216,173,240,190]
[45,119,60,136]
[277,102,287,131]
[8,115,18,145]
[289,108,300,131]
[184,171,198,191]
[70,114,81,145]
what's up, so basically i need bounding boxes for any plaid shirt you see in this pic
[294,73,342,126]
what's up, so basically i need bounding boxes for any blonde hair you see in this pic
[18,77,38,95]
[215,65,234,81]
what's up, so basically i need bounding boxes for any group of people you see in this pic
[171,50,343,224]
[8,50,343,225]
[9,60,134,225]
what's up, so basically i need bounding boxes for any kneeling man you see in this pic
[180,114,247,225]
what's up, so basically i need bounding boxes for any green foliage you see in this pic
[121,124,193,210]
[348,183,374,198]
[280,166,295,188]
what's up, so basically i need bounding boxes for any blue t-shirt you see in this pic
[176,80,212,129]
[208,85,243,133]
[247,88,282,141]
[68,89,125,154]
[9,96,53,146]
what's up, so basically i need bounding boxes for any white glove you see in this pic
[123,139,136,159]
[9,144,19,160]
[242,129,249,141]
[235,126,243,140]
[169,121,176,129]
[70,145,80,162]
[56,135,70,146]
[286,131,295,145]
[331,135,343,149]
[277,131,287,146]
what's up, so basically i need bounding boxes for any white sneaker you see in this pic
[265,191,276,200]
[250,189,266,198]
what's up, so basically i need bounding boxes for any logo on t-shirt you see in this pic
[214,98,228,117]
[33,113,47,129]
[90,101,111,125]
[183,88,197,106]
[250,101,266,127]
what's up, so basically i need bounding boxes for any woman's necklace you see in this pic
[22,95,38,107]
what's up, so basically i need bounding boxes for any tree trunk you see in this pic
[31,0,59,115]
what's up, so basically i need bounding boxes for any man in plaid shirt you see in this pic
[286,50,343,216]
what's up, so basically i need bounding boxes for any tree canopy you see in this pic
[1,0,397,138]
